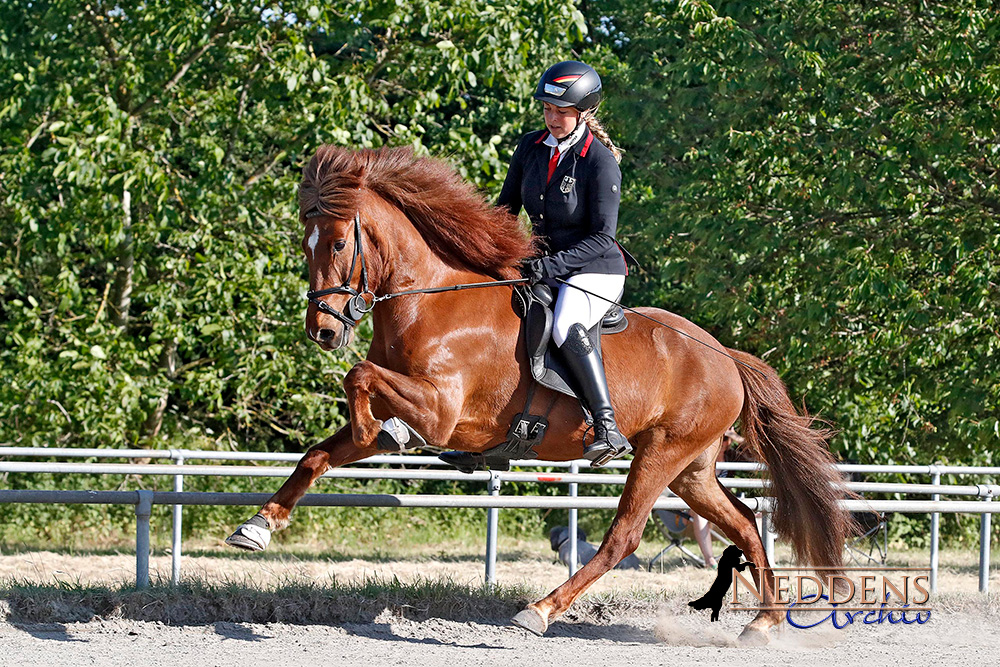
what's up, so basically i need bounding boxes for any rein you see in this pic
[303,210,765,376]
[551,278,767,378]
[305,210,525,328]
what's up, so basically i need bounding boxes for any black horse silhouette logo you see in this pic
[688,545,753,621]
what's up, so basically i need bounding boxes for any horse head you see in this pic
[297,144,534,351]
[300,209,371,350]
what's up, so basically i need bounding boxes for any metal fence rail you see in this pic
[0,447,997,593]
[0,489,997,591]
[3,460,1000,495]
[4,446,1000,477]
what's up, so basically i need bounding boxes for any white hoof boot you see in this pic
[225,513,271,552]
[377,417,427,452]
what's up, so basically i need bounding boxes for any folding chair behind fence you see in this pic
[845,510,889,566]
[648,509,705,570]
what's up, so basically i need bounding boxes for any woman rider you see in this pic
[498,61,630,467]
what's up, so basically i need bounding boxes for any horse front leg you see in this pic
[343,359,462,449]
[226,359,459,551]
[512,429,694,635]
[225,426,375,550]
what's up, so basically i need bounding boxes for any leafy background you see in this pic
[1,0,997,547]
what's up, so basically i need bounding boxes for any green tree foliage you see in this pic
[0,0,579,452]
[1,0,998,547]
[594,0,1000,465]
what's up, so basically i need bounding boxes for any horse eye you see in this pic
[334,240,347,252]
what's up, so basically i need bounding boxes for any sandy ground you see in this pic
[0,608,997,667]
[2,543,998,665]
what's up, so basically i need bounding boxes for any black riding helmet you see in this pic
[533,61,602,111]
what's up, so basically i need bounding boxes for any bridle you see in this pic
[304,211,375,329]
[304,209,525,330]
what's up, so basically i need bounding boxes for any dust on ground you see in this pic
[1,541,999,666]
[0,608,997,667]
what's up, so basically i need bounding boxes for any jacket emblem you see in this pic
[559,175,576,194]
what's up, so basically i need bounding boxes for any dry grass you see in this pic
[2,536,997,628]
[2,573,996,628]
[0,575,530,625]
[0,573,684,627]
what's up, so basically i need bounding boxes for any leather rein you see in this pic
[303,210,765,377]
[304,210,524,329]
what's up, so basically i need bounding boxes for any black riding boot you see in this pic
[560,323,632,467]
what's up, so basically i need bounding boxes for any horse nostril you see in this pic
[317,328,336,342]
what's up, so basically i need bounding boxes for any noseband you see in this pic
[304,211,374,329]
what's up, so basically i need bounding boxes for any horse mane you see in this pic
[299,145,536,280]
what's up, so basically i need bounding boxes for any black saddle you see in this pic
[511,282,627,401]
[437,282,629,474]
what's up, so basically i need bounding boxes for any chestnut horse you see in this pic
[227,145,852,643]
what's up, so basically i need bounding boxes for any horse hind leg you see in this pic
[512,428,694,635]
[669,465,779,645]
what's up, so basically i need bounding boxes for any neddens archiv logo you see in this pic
[730,567,932,629]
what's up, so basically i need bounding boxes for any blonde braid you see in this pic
[584,112,622,164]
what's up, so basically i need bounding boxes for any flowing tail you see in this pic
[728,348,856,569]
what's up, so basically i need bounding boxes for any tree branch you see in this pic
[223,60,263,164]
[83,6,121,69]
[243,149,288,189]
[130,12,233,118]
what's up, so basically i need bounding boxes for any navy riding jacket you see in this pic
[498,127,628,277]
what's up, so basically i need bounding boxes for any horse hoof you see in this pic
[225,514,271,552]
[511,607,548,636]
[737,626,770,646]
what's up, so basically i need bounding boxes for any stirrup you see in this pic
[582,439,632,468]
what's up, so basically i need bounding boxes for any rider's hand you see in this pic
[521,258,546,284]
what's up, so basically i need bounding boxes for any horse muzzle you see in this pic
[312,323,354,351]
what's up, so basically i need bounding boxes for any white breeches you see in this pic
[552,273,627,348]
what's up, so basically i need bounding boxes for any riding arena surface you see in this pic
[2,610,997,667]
[1,544,998,666]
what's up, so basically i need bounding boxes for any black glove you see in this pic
[521,258,546,284]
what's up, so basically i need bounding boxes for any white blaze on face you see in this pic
[306,224,320,260]
[305,222,321,343]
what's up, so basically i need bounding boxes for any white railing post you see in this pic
[135,490,154,590]
[485,470,502,587]
[979,487,993,594]
[568,461,579,576]
[171,454,184,586]
[929,467,941,593]
[761,508,775,565]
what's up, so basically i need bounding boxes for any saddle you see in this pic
[510,282,628,399]
[437,282,628,473]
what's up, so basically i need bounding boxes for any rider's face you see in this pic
[543,102,580,140]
